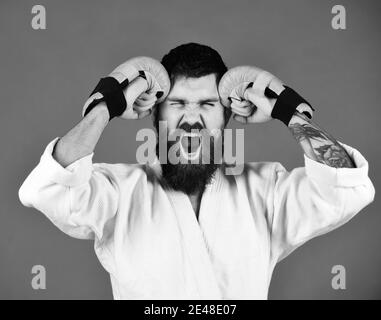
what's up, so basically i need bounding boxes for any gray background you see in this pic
[0,0,380,299]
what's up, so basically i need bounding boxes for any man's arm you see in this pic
[288,109,355,168]
[53,103,109,167]
[18,101,119,240]
[218,66,375,261]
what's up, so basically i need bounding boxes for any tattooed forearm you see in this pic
[288,111,355,168]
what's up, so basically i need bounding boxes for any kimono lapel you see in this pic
[166,171,224,299]
[147,158,225,299]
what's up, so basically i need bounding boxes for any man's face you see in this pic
[158,74,225,160]
[156,73,226,194]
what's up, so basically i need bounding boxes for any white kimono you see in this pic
[18,138,375,299]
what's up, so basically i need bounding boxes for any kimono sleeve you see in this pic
[269,143,375,262]
[18,138,120,241]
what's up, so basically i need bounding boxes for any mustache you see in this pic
[178,122,204,133]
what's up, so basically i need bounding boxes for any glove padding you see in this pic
[83,56,170,120]
[218,66,314,125]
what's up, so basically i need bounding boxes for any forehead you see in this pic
[167,74,219,99]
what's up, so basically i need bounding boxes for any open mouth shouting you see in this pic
[180,132,202,161]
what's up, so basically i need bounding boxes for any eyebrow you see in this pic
[167,97,220,103]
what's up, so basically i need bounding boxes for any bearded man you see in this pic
[19,43,375,299]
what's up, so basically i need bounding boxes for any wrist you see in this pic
[87,102,110,123]
[288,110,311,127]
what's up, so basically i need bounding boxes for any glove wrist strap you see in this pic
[83,77,131,121]
[270,86,312,126]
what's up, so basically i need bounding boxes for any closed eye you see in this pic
[170,102,185,107]
[201,99,219,107]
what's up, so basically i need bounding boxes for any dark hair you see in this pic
[154,43,231,128]
[161,42,228,84]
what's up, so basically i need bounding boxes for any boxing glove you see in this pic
[83,56,170,120]
[218,66,314,125]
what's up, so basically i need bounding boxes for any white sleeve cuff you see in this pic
[304,142,370,187]
[39,137,94,187]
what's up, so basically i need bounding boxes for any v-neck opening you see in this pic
[187,192,203,222]
[164,167,227,299]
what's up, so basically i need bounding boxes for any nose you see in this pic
[182,103,202,125]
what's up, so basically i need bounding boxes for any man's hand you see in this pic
[218,66,314,124]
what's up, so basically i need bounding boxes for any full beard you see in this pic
[157,138,221,195]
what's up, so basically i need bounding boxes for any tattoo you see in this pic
[288,112,355,168]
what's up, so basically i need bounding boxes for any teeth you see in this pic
[183,132,201,138]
